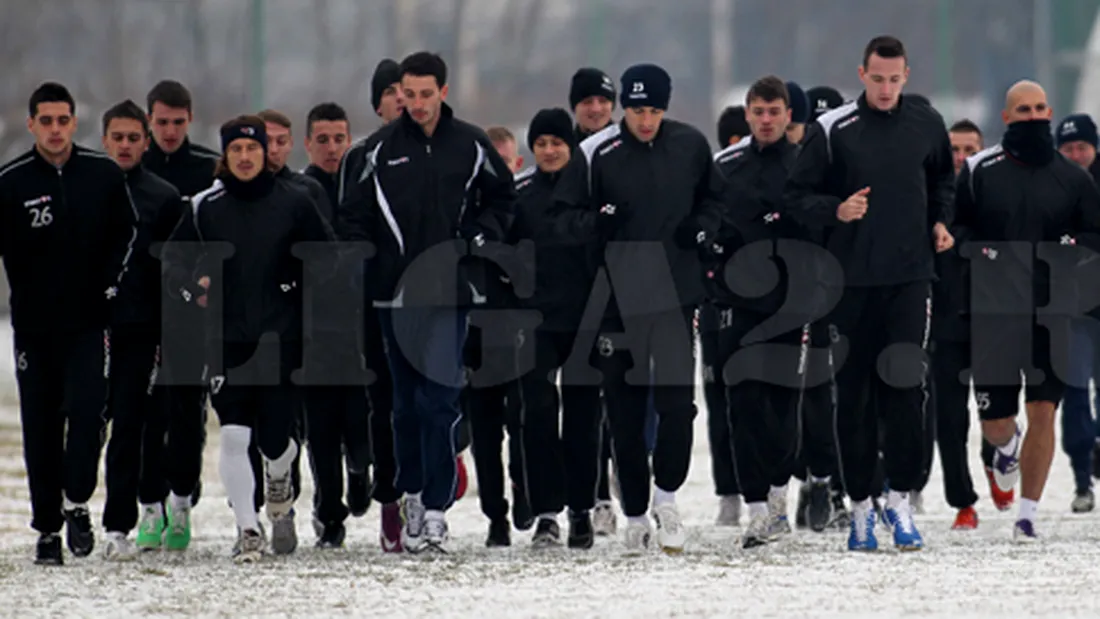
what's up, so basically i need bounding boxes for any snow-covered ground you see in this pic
[0,323,1098,618]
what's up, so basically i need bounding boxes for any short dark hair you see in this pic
[146,80,193,114]
[746,76,790,108]
[28,82,75,118]
[717,106,750,146]
[862,35,907,68]
[399,52,448,88]
[257,109,292,130]
[949,118,982,138]
[305,102,349,137]
[102,99,149,136]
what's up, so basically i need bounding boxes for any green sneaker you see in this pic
[164,503,192,551]
[135,506,165,550]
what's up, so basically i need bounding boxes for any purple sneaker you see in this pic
[380,501,403,553]
[1013,519,1038,543]
[992,428,1021,492]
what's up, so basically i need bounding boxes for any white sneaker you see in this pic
[423,511,451,554]
[622,519,652,554]
[234,528,265,563]
[766,490,791,538]
[103,531,136,561]
[401,495,428,553]
[592,501,617,536]
[742,513,771,549]
[265,467,297,555]
[716,495,741,527]
[652,503,685,554]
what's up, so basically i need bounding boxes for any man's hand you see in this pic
[933,222,954,253]
[837,187,870,222]
[197,276,210,308]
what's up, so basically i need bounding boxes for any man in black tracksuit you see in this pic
[553,64,724,554]
[508,108,603,550]
[0,83,137,565]
[337,52,515,553]
[142,81,220,510]
[783,37,955,551]
[955,80,1100,541]
[335,60,407,550]
[98,101,190,557]
[709,77,833,547]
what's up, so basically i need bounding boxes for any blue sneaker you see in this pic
[885,507,923,551]
[847,505,878,551]
[992,427,1022,492]
[1013,519,1038,543]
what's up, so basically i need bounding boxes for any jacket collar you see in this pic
[751,136,796,157]
[618,118,664,149]
[857,92,906,119]
[400,101,455,142]
[148,136,196,162]
[31,142,82,171]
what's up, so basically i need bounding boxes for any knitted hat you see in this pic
[1056,113,1099,148]
[527,108,576,152]
[786,81,811,124]
[569,68,617,110]
[220,117,267,153]
[371,59,401,112]
[620,63,672,111]
[806,86,844,122]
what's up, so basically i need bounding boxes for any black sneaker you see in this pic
[531,518,561,548]
[567,511,594,549]
[511,484,534,531]
[63,507,94,557]
[807,481,833,532]
[486,517,511,547]
[315,521,347,549]
[35,533,63,566]
[795,484,810,529]
[347,471,371,518]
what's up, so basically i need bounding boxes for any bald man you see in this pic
[955,80,1100,541]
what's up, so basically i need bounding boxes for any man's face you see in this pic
[402,74,447,130]
[27,101,77,158]
[377,83,405,123]
[574,96,613,134]
[1003,90,1052,124]
[532,135,571,173]
[492,138,523,173]
[102,117,149,171]
[786,123,805,144]
[149,102,191,154]
[226,138,265,181]
[949,130,983,174]
[306,120,350,174]
[858,53,909,111]
[746,97,790,146]
[1059,140,1097,169]
[264,122,292,170]
[623,107,664,142]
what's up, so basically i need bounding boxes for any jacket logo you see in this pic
[981,154,1005,168]
[387,156,410,166]
[23,195,51,208]
[597,336,615,357]
[981,247,998,260]
[763,212,780,224]
[599,140,622,156]
[718,151,745,164]
[836,116,859,131]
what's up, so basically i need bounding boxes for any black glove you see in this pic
[597,203,625,238]
[675,217,709,250]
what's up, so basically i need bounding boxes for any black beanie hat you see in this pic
[569,68,617,110]
[527,108,576,152]
[371,59,401,112]
[220,118,267,154]
[806,86,844,122]
[620,63,672,111]
[1057,113,1100,148]
[786,81,811,124]
[717,106,750,146]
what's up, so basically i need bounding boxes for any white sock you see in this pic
[425,509,445,522]
[886,490,909,512]
[627,515,649,527]
[855,497,873,511]
[653,487,676,506]
[63,498,86,512]
[264,439,299,480]
[748,501,768,518]
[168,493,191,512]
[1019,498,1039,522]
[219,425,260,532]
[998,432,1020,457]
[768,485,787,500]
[407,492,423,504]
[141,502,164,519]
[811,475,830,484]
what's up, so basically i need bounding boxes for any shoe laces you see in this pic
[654,504,682,534]
[404,498,425,534]
[424,517,448,540]
[265,470,293,504]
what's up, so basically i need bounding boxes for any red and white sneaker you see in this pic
[380,501,403,553]
[985,466,1015,511]
[455,453,469,501]
[951,506,978,530]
